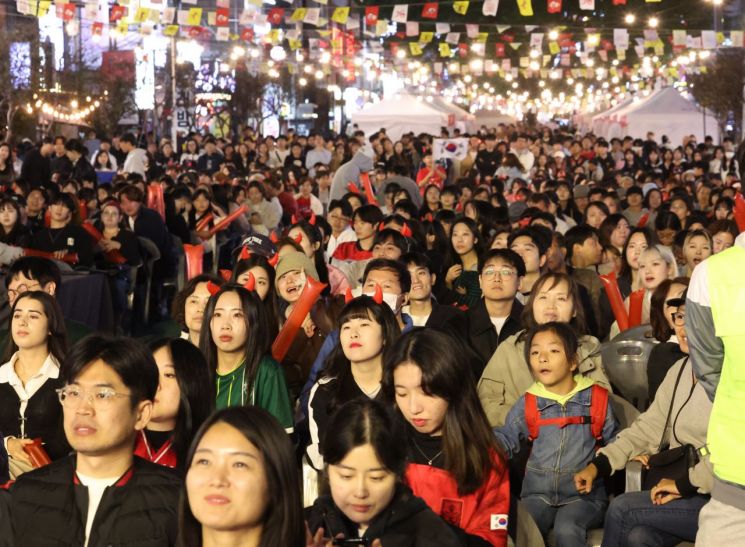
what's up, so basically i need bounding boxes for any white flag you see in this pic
[433,139,469,161]
[482,0,499,16]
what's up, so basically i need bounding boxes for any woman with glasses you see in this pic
[0,291,68,477]
[575,293,714,547]
[478,272,611,428]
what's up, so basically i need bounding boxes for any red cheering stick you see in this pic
[23,248,78,265]
[206,281,221,296]
[80,223,127,265]
[309,212,317,225]
[628,288,645,328]
[78,199,88,221]
[347,182,360,194]
[183,244,204,280]
[271,276,327,362]
[600,272,629,332]
[637,213,650,228]
[734,193,745,233]
[23,438,52,469]
[195,213,214,233]
[360,172,378,205]
[205,205,248,238]
[147,183,166,221]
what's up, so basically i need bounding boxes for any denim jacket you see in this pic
[494,379,619,506]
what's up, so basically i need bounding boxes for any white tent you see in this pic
[468,109,517,132]
[616,87,719,146]
[591,95,635,137]
[351,96,448,141]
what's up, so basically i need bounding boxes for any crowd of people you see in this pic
[0,121,741,547]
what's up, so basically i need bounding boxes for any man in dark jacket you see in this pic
[402,252,468,340]
[49,136,73,181]
[19,137,54,189]
[7,334,180,546]
[466,249,525,375]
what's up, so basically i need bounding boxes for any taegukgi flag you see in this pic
[433,138,469,161]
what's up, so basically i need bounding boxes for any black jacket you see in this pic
[29,224,95,267]
[425,302,469,341]
[466,298,524,376]
[70,157,98,185]
[306,484,463,547]
[0,378,70,460]
[130,207,176,278]
[8,455,180,547]
[19,148,51,188]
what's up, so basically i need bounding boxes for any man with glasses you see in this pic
[6,334,180,546]
[466,249,525,374]
[325,199,357,261]
[687,230,745,545]
[1,257,91,348]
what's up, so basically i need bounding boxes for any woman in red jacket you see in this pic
[383,328,510,546]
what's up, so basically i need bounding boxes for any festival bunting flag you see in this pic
[452,1,469,15]
[392,4,408,22]
[216,7,229,25]
[331,7,349,24]
[186,7,202,25]
[547,0,562,13]
[516,0,533,16]
[482,0,499,16]
[364,6,379,26]
[422,2,438,18]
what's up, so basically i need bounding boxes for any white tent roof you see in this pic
[426,96,475,122]
[468,109,517,132]
[618,87,719,146]
[351,96,448,141]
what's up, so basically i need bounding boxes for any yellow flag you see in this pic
[331,7,349,24]
[289,39,303,50]
[38,0,51,16]
[163,25,179,36]
[439,43,451,57]
[267,29,280,44]
[453,1,469,15]
[291,8,307,21]
[476,32,488,43]
[617,49,626,60]
[116,20,129,35]
[187,7,202,25]
[134,7,150,23]
[420,31,433,43]
[549,41,560,54]
[516,0,533,16]
[409,42,423,56]
[716,32,725,43]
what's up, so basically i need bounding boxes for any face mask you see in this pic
[352,287,401,314]
[725,151,734,159]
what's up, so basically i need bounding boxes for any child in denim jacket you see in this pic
[494,322,619,547]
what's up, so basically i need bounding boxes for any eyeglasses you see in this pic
[7,283,42,301]
[56,386,133,409]
[482,267,517,279]
[670,311,686,327]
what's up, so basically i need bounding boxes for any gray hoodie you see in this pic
[329,151,374,202]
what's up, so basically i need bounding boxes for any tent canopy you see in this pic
[351,96,448,141]
[618,87,719,146]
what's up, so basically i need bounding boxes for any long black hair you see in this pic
[383,328,502,495]
[519,272,588,336]
[321,296,401,416]
[444,217,484,271]
[323,398,406,478]
[200,284,269,404]
[148,338,215,470]
[231,255,280,341]
[5,291,67,364]
[171,273,225,332]
[177,407,305,547]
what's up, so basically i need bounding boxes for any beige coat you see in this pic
[478,330,611,427]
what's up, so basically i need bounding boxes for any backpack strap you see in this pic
[524,393,540,442]
[589,384,609,446]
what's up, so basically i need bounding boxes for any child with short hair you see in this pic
[494,322,619,547]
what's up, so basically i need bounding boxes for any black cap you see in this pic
[666,289,688,308]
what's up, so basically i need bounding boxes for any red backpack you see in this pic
[524,384,609,448]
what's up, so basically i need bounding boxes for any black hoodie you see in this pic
[306,484,463,547]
